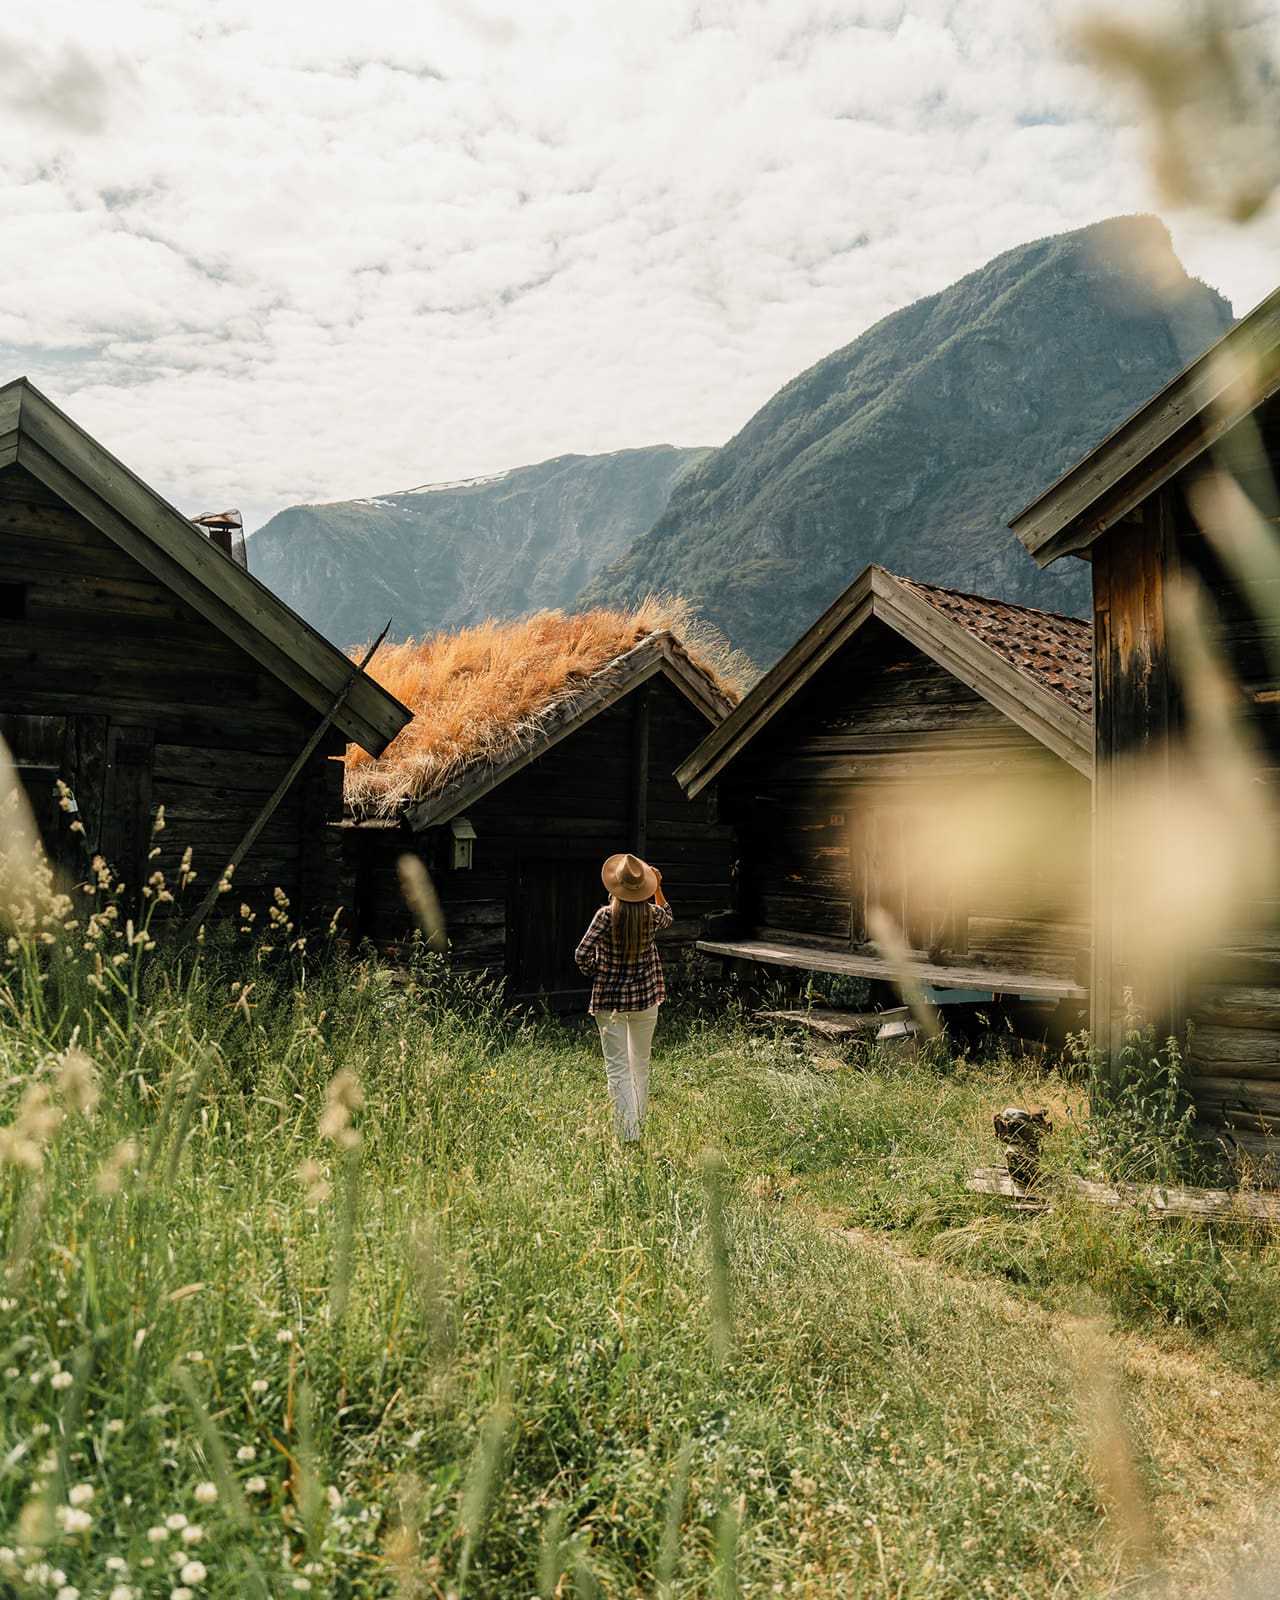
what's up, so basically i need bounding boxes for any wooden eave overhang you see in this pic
[0,377,412,756]
[403,631,734,832]
[1010,285,1280,567]
[675,564,1093,798]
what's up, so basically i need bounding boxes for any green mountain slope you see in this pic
[249,445,708,649]
[579,216,1234,665]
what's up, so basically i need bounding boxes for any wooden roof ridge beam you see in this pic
[1010,284,1280,566]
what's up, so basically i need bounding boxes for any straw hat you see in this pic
[601,853,658,902]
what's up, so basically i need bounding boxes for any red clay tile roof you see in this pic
[898,578,1093,718]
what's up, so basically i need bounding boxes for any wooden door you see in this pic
[98,724,155,902]
[509,856,602,1009]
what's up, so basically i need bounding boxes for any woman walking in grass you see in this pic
[575,853,672,1143]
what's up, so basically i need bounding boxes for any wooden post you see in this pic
[630,685,650,857]
[1092,499,1180,1078]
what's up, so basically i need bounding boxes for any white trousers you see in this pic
[596,1004,659,1142]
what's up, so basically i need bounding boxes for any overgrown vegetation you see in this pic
[3,892,1280,1598]
[344,599,752,818]
[1058,1001,1214,1188]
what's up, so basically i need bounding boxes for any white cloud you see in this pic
[0,0,1277,532]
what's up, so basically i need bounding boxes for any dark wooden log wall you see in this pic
[1090,499,1180,1060]
[1171,432,1280,1152]
[345,674,733,1001]
[1087,396,1280,1155]
[0,464,344,924]
[719,618,1091,988]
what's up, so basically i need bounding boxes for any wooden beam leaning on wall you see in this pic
[175,624,391,948]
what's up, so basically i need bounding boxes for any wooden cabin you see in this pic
[0,378,411,925]
[343,610,739,1007]
[1011,289,1280,1162]
[676,565,1093,1010]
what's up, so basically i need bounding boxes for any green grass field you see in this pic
[2,935,1280,1600]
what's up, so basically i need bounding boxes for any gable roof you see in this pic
[896,578,1093,717]
[0,377,411,754]
[675,564,1093,798]
[346,614,739,831]
[1011,286,1280,566]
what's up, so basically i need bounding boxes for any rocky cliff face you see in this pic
[249,445,708,649]
[579,215,1234,666]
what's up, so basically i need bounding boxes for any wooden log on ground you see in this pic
[754,1005,910,1043]
[967,1166,1280,1219]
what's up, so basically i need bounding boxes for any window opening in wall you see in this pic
[0,582,27,620]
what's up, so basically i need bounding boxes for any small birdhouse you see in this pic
[450,815,477,870]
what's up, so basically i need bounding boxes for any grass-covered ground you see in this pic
[2,941,1280,1600]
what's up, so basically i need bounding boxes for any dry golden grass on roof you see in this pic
[345,597,751,817]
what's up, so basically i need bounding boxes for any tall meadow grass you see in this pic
[1,871,1279,1596]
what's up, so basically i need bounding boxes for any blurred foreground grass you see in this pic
[1,947,1279,1599]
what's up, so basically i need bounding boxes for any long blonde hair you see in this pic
[608,896,653,963]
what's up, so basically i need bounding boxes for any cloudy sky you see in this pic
[3,1,1279,533]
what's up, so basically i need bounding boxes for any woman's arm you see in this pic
[651,870,673,931]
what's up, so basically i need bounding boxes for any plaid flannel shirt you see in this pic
[574,901,673,1015]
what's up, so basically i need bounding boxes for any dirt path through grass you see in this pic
[824,1214,1280,1598]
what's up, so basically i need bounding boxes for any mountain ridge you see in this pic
[249,443,709,649]
[579,214,1234,663]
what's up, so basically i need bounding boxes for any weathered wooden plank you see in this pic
[152,744,296,791]
[697,938,1089,999]
[1188,1025,1280,1073]
[755,1006,910,1040]
[755,746,1062,785]
[0,462,62,505]
[1188,984,1280,1030]
[1186,1076,1280,1117]
[968,1165,1280,1218]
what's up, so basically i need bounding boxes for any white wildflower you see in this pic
[67,1485,94,1507]
[193,1482,217,1505]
